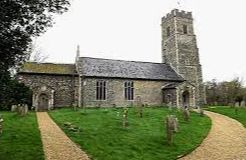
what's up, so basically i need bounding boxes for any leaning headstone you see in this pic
[165,115,178,145]
[183,108,190,122]
[122,108,129,128]
[0,115,3,134]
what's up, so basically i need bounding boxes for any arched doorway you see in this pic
[38,93,49,111]
[182,91,190,109]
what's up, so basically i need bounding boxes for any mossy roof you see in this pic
[19,62,77,75]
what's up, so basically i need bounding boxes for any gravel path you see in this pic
[180,110,246,160]
[37,112,90,160]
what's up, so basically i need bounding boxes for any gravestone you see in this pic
[235,102,240,107]
[134,96,142,115]
[0,115,3,134]
[135,96,144,118]
[24,104,28,114]
[240,101,245,107]
[139,104,144,118]
[235,102,240,115]
[122,108,129,128]
[17,104,28,116]
[183,108,190,122]
[11,105,17,112]
[135,96,142,107]
[165,115,178,145]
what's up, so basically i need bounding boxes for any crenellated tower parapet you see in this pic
[162,9,192,22]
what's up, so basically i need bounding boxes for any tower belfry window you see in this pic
[183,25,188,34]
[166,27,170,37]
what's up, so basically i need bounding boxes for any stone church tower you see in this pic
[161,9,205,108]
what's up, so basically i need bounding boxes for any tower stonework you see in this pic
[161,9,205,108]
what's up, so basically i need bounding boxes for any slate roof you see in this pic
[19,62,77,75]
[77,57,184,81]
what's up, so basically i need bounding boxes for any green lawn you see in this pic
[49,107,211,160]
[207,106,246,127]
[0,112,44,160]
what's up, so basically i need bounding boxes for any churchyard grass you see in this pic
[207,106,246,127]
[49,107,211,160]
[0,111,44,160]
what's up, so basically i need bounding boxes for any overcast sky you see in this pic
[35,0,246,83]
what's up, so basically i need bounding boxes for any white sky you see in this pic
[35,0,246,83]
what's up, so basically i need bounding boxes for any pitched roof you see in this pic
[77,57,184,81]
[19,62,77,75]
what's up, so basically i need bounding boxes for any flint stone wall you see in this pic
[18,73,78,108]
[81,77,176,107]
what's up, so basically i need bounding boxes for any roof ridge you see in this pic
[79,57,169,65]
[26,61,74,65]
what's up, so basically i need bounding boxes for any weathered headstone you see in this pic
[139,104,144,118]
[183,108,190,121]
[235,102,240,115]
[11,105,17,112]
[122,108,129,128]
[73,103,78,111]
[240,101,245,107]
[134,96,141,114]
[17,104,28,116]
[235,102,240,107]
[135,96,144,118]
[0,115,3,134]
[24,104,28,114]
[135,96,142,107]
[17,104,23,115]
[165,115,178,145]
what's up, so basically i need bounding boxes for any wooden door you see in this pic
[38,94,48,111]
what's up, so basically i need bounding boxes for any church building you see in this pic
[17,9,205,111]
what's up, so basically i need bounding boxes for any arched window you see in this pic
[124,81,134,100]
[96,81,106,100]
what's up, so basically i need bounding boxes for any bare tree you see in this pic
[28,43,49,63]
